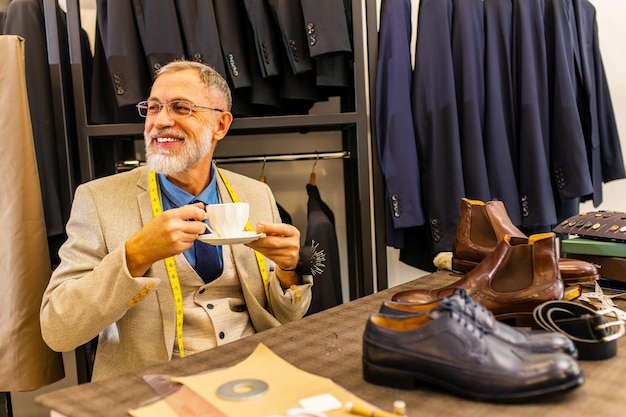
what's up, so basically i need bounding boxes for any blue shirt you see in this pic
[158,164,222,269]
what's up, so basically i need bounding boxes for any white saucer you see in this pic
[197,232,266,245]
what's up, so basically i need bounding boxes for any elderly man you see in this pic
[41,61,312,381]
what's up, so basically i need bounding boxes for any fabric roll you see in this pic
[0,35,64,391]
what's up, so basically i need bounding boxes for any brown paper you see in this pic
[129,343,375,417]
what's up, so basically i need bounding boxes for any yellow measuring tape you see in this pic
[149,170,186,357]
[148,169,271,358]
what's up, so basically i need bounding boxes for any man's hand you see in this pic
[246,221,302,289]
[125,202,207,277]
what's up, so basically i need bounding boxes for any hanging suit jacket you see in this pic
[451,0,491,202]
[408,0,465,255]
[242,0,282,78]
[4,0,67,237]
[40,166,312,381]
[512,0,557,229]
[94,0,151,108]
[299,0,351,58]
[213,0,252,89]
[267,0,312,75]
[131,0,185,79]
[268,0,318,111]
[375,0,424,249]
[243,16,282,113]
[0,35,64,391]
[573,0,625,206]
[174,0,227,79]
[305,183,342,314]
[544,0,593,202]
[300,0,352,95]
[483,0,522,225]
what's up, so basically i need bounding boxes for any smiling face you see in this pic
[143,68,231,178]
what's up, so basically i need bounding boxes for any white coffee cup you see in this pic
[204,202,249,237]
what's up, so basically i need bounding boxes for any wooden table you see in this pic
[36,272,626,417]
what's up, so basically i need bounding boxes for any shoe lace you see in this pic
[438,294,485,339]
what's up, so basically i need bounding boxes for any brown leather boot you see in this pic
[393,233,564,325]
[452,198,599,285]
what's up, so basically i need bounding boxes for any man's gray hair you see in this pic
[155,60,232,111]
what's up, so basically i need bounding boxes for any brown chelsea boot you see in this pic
[452,198,599,285]
[393,233,564,325]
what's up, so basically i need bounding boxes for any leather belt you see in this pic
[533,301,625,360]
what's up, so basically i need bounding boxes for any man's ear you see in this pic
[213,111,233,141]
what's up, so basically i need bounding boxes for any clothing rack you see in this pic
[44,0,385,308]
[215,151,350,164]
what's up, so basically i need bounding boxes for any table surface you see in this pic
[36,272,626,417]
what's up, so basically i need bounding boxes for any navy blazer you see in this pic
[574,0,625,206]
[452,0,491,202]
[545,0,593,201]
[375,0,425,249]
[512,0,557,229]
[483,0,522,225]
[410,0,465,254]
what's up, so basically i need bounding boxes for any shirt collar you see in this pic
[158,164,220,207]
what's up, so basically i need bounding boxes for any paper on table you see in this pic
[128,343,375,417]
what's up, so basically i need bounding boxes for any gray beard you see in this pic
[145,127,213,176]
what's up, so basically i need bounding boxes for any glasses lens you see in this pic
[136,101,195,118]
[136,101,149,117]
[169,100,193,117]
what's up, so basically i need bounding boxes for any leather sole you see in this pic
[363,358,584,403]
[452,257,600,286]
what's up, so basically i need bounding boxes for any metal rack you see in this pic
[42,0,387,301]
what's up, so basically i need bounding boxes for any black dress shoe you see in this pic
[363,299,584,403]
[380,290,577,357]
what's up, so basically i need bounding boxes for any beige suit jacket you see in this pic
[40,166,311,381]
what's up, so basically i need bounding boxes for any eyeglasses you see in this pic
[136,100,223,118]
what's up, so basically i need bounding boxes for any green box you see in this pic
[561,237,626,258]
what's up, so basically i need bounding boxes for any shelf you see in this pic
[82,112,361,138]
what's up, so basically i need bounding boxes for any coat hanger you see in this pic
[259,156,267,183]
[309,152,319,185]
